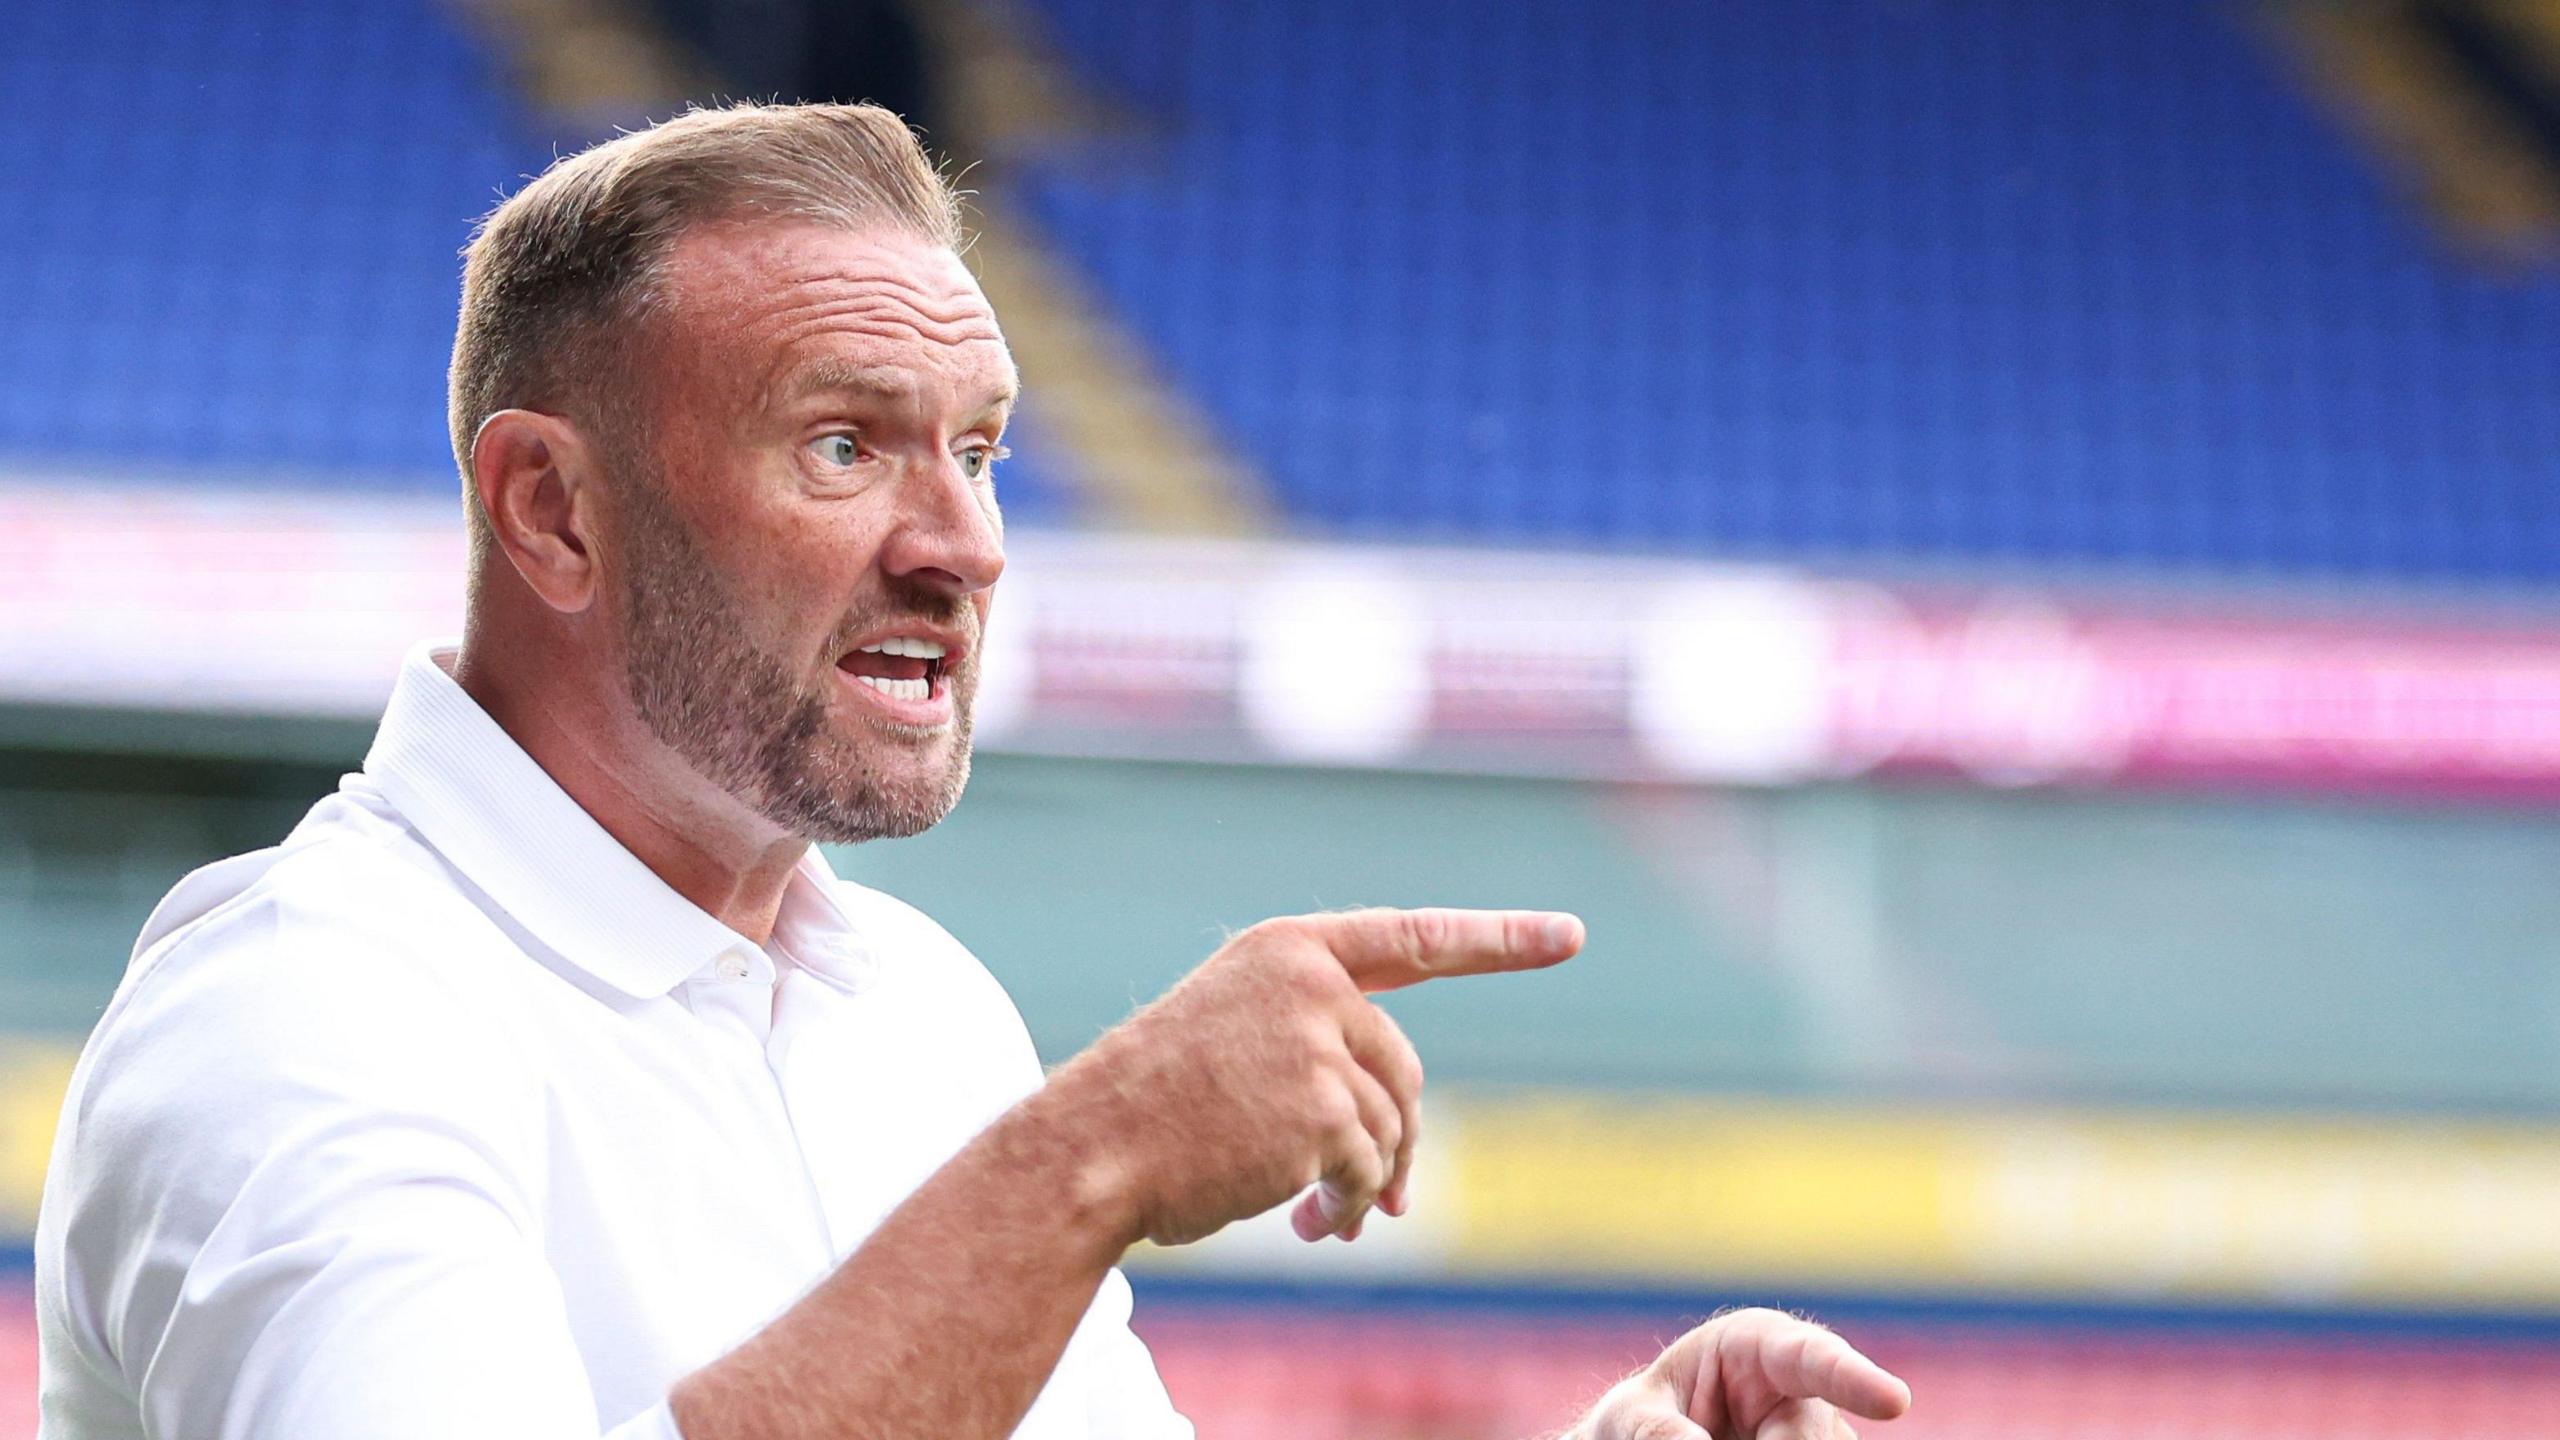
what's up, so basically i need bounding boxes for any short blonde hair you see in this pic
[447,101,964,565]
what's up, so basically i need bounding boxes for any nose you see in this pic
[881,452,1007,596]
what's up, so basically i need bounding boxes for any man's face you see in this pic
[605,221,1015,844]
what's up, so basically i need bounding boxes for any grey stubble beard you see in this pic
[611,462,976,845]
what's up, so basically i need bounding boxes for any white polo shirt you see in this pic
[34,643,1192,1440]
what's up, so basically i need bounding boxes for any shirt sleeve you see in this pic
[43,893,666,1440]
[1077,1269,1196,1440]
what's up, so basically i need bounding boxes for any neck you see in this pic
[452,627,808,945]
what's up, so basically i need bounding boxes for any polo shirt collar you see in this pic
[363,640,834,999]
[769,850,872,983]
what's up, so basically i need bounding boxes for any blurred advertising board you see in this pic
[7,1041,2554,1313]
[1128,1091,2560,1315]
[12,479,2560,801]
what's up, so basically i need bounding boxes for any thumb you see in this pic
[1757,1398,1852,1440]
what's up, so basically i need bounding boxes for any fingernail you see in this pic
[1542,914,1581,951]
[1315,1185,1346,1221]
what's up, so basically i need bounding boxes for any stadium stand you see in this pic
[8,0,2558,584]
[1010,0,2560,583]
[0,0,1077,520]
[0,0,529,480]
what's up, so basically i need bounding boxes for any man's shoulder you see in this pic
[39,814,546,1382]
[133,788,482,967]
[822,876,1026,1012]
[817,875,1048,1098]
[92,812,532,1104]
[824,875,967,952]
[50,820,537,1192]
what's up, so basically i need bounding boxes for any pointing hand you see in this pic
[1569,1309,1912,1440]
[1050,907,1583,1249]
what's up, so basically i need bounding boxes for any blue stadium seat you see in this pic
[7,1,2552,574]
[1014,0,2560,584]
[0,0,1076,523]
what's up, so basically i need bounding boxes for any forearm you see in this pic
[669,1080,1137,1439]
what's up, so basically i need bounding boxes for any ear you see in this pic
[471,409,605,614]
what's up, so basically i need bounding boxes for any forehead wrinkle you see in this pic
[784,268,986,320]
[757,287,1003,349]
[757,308,998,368]
[767,271,993,335]
[838,309,1005,346]
[658,227,1010,434]
[755,319,1017,416]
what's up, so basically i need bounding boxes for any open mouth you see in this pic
[836,635,950,704]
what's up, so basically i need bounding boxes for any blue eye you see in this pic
[958,445,1008,481]
[812,434,862,467]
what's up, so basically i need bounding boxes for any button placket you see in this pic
[686,944,779,1048]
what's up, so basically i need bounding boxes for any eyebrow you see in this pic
[775,359,1019,419]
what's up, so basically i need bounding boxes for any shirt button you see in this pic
[713,948,753,981]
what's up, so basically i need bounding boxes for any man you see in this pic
[34,103,1912,1439]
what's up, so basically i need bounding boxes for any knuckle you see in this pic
[1294,1013,1338,1065]
[1401,907,1453,962]
[1311,1085,1363,1144]
[1285,1006,1331,1049]
[1338,1142,1386,1195]
[1237,915,1307,952]
[1258,940,1339,1000]
[1344,1147,1387,1194]
[1293,949,1349,999]
[1724,1305,1793,1331]
[1369,1101,1404,1156]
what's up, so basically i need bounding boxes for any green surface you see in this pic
[0,746,347,1032]
[5,717,2559,1111]
[831,759,1799,1091]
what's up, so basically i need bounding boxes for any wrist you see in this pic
[1005,1066,1149,1260]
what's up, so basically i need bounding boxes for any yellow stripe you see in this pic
[1444,1093,2560,1307]
[1448,1096,1960,1286]
[0,1037,77,1239]
[14,1044,2558,1310]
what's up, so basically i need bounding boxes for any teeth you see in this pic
[855,636,947,659]
[853,674,931,702]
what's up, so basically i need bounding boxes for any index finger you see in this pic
[1307,907,1584,993]
[1759,1325,1911,1423]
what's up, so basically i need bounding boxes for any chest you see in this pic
[515,967,1047,1421]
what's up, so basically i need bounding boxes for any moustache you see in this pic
[825,601,982,662]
